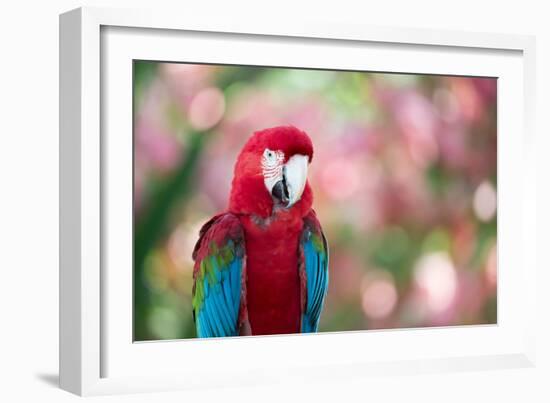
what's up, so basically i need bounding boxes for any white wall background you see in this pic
[0,0,548,402]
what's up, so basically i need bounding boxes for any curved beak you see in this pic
[271,154,309,208]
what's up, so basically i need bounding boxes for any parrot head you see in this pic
[229,126,314,218]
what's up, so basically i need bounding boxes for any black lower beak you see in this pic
[271,179,289,206]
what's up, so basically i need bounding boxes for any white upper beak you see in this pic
[284,154,309,207]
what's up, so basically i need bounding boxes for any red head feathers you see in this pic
[229,126,314,218]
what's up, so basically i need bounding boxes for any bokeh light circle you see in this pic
[188,87,225,130]
[413,252,457,313]
[361,276,398,320]
[473,180,497,222]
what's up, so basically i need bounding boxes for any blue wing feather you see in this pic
[222,274,236,320]
[202,307,214,337]
[204,296,224,336]
[300,211,329,333]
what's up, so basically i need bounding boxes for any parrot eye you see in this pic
[262,148,281,166]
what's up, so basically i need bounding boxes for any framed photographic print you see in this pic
[60,6,537,396]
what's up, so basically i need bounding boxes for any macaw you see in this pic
[192,126,329,337]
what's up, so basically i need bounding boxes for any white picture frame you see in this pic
[59,6,537,396]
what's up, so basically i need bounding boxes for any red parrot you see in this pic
[192,126,329,336]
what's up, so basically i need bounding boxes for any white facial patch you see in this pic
[261,148,284,193]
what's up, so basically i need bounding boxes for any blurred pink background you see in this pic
[133,62,497,340]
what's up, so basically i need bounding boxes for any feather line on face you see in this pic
[261,149,285,193]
